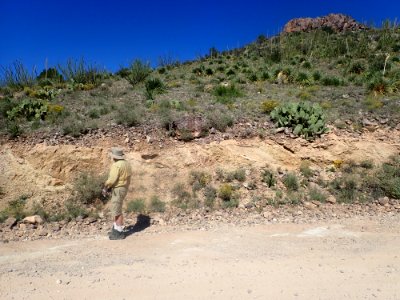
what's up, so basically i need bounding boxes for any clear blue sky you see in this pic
[0,0,399,72]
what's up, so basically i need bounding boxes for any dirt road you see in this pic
[1,216,399,300]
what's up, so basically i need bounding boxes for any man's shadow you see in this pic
[125,214,151,237]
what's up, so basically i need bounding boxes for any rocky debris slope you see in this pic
[283,13,367,33]
[1,199,399,242]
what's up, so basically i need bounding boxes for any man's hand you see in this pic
[102,187,111,198]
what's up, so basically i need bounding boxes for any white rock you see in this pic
[23,215,44,225]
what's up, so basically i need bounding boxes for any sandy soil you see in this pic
[1,216,399,300]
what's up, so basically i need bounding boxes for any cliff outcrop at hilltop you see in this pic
[283,13,367,33]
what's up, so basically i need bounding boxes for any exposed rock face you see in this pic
[283,14,367,33]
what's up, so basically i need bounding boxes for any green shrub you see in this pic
[30,202,49,221]
[347,60,366,74]
[149,196,166,212]
[308,187,327,202]
[330,176,358,203]
[126,199,146,213]
[261,169,276,187]
[283,173,299,191]
[37,67,63,82]
[145,78,166,100]
[270,102,329,139]
[206,108,234,132]
[124,59,152,86]
[360,160,374,169]
[218,184,234,201]
[190,171,211,192]
[58,58,106,86]
[367,75,390,94]
[1,195,29,221]
[300,161,314,178]
[6,121,22,138]
[65,199,88,219]
[222,197,239,208]
[213,84,242,104]
[232,168,246,182]
[72,172,106,205]
[321,76,342,86]
[204,185,217,208]
[295,72,311,85]
[260,100,279,114]
[372,155,400,199]
[171,183,192,208]
[115,104,142,127]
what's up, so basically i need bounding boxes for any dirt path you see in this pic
[1,216,399,300]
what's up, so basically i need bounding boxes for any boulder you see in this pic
[23,215,44,225]
[283,14,367,34]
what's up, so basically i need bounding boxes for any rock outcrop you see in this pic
[283,13,367,33]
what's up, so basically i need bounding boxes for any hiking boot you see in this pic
[108,228,126,240]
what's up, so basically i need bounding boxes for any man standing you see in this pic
[104,147,132,240]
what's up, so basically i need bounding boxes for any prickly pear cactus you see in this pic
[270,102,328,139]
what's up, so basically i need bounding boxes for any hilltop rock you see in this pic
[283,14,367,34]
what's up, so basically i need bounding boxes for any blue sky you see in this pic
[0,0,399,72]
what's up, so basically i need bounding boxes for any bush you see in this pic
[149,196,166,212]
[65,199,88,220]
[231,168,246,182]
[330,176,358,203]
[115,104,143,127]
[206,107,234,132]
[321,76,343,86]
[367,75,390,94]
[37,67,63,82]
[124,59,152,86]
[364,156,400,199]
[218,184,234,201]
[0,60,37,89]
[126,199,146,213]
[171,183,193,209]
[72,172,106,205]
[270,102,329,139]
[308,187,327,202]
[2,195,29,221]
[204,185,217,208]
[58,58,106,86]
[261,169,276,187]
[283,173,299,191]
[190,171,211,192]
[260,100,279,114]
[145,78,166,100]
[300,161,314,178]
[213,84,242,104]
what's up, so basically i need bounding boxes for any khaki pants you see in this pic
[110,186,128,216]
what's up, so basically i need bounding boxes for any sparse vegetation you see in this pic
[149,196,166,212]
[71,172,107,205]
[127,198,146,213]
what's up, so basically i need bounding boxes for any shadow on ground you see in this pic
[125,214,151,237]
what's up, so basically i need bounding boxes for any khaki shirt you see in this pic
[105,159,132,189]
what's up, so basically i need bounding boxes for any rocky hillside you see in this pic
[283,13,367,33]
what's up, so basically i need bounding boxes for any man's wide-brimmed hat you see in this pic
[110,147,125,160]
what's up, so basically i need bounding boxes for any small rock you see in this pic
[304,201,317,210]
[56,279,62,284]
[326,196,337,204]
[263,212,271,219]
[378,197,389,206]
